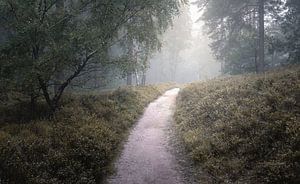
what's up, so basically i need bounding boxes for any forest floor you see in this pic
[107,88,188,184]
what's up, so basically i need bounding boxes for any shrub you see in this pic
[175,66,300,183]
[0,84,173,184]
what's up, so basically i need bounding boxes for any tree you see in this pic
[281,0,300,63]
[258,0,265,72]
[194,0,285,74]
[146,5,192,82]
[0,0,184,112]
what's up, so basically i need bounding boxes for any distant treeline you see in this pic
[196,0,300,74]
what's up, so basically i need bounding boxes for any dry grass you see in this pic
[175,66,300,183]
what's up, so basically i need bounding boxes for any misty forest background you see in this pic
[0,0,299,112]
[0,0,299,183]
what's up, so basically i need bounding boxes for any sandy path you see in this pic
[107,88,183,184]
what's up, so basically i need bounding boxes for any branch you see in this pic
[37,76,53,109]
[7,1,19,22]
[52,56,90,105]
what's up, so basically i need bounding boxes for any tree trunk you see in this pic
[141,72,146,86]
[135,69,142,86]
[171,62,177,82]
[54,0,64,94]
[39,55,91,114]
[30,93,37,118]
[258,0,265,73]
[54,72,64,94]
[127,73,132,85]
[38,77,56,113]
[56,0,64,13]
[221,61,225,74]
[254,48,258,73]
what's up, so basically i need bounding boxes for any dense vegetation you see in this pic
[0,0,183,112]
[0,84,172,183]
[195,0,300,74]
[0,1,188,183]
[175,66,300,183]
[1,0,299,183]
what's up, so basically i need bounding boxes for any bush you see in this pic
[0,84,172,184]
[175,66,300,183]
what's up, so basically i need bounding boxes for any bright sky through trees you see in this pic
[189,0,203,36]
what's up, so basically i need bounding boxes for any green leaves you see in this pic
[0,0,183,110]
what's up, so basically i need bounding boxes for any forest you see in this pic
[0,0,299,183]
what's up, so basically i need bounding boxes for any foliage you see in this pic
[0,0,183,112]
[195,0,295,74]
[281,0,300,63]
[175,66,300,183]
[0,84,173,184]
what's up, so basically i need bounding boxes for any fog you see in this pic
[146,2,221,84]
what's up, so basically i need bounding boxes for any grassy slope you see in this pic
[0,84,173,184]
[175,66,300,183]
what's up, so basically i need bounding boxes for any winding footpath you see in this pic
[107,88,183,184]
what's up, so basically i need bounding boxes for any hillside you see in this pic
[175,66,300,183]
[0,85,172,183]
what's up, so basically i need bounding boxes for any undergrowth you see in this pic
[175,66,300,183]
[0,84,172,184]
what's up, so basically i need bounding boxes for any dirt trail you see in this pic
[107,88,183,184]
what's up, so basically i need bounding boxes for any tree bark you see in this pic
[38,76,55,112]
[30,93,37,118]
[54,0,65,94]
[56,0,64,13]
[258,0,265,73]
[127,73,132,85]
[39,56,90,114]
[141,72,146,86]
[254,48,258,73]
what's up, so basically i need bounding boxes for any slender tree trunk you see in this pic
[38,77,56,112]
[127,38,135,86]
[141,72,146,86]
[30,93,37,118]
[170,60,177,82]
[127,73,132,85]
[221,61,225,74]
[56,0,64,13]
[54,71,64,94]
[254,48,258,73]
[39,55,91,114]
[258,0,265,72]
[54,0,64,94]
[134,70,139,86]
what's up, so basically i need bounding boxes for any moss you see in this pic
[174,66,300,183]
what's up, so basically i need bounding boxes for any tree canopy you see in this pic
[195,0,299,74]
[0,0,185,112]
